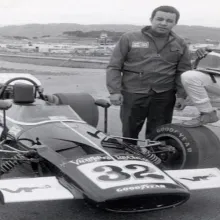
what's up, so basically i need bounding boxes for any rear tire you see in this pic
[54,93,99,127]
[149,123,220,169]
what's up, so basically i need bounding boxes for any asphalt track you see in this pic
[0,62,220,220]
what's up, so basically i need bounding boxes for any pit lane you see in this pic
[0,62,219,220]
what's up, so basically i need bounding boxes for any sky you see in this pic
[0,0,220,27]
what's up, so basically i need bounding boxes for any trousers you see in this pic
[120,89,176,144]
[181,70,220,113]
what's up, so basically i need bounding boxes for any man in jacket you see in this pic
[106,5,192,144]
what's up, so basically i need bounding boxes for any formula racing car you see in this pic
[0,51,219,213]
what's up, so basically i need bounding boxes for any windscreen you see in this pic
[7,104,82,123]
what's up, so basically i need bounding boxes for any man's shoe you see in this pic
[182,110,219,127]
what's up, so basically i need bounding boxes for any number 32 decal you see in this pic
[93,164,164,181]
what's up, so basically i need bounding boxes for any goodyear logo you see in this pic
[116,184,166,192]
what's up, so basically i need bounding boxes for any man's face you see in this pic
[150,11,177,34]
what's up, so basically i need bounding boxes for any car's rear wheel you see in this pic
[149,123,220,169]
[54,93,99,127]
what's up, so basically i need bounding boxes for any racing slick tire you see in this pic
[149,123,220,169]
[53,93,99,127]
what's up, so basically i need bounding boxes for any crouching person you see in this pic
[178,48,220,127]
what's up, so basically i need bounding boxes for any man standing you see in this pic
[106,5,192,144]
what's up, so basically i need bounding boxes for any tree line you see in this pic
[62,30,124,42]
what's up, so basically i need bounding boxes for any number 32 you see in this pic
[93,164,164,181]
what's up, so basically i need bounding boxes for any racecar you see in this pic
[0,52,219,213]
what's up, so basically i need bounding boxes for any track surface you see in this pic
[0,61,219,220]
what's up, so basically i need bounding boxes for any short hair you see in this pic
[151,5,180,23]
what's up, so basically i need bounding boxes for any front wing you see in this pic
[0,168,220,204]
[0,176,74,204]
[167,168,220,190]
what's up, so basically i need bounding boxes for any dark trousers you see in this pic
[120,89,176,144]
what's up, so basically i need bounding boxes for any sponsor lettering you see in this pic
[0,185,51,193]
[156,127,192,152]
[60,156,112,167]
[132,41,149,48]
[116,184,166,192]
[114,155,149,162]
[60,155,149,167]
[181,174,216,182]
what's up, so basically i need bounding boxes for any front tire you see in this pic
[149,123,220,169]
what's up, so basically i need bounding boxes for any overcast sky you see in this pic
[1,0,220,27]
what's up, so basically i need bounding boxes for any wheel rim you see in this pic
[152,134,187,169]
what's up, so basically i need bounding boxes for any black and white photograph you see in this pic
[0,0,220,219]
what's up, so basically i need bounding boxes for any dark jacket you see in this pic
[106,26,192,98]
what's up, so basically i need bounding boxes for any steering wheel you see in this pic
[0,77,45,100]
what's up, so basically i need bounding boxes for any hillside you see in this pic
[0,23,220,43]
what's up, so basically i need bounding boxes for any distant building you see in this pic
[100,32,108,39]
[97,32,113,45]
[205,39,220,45]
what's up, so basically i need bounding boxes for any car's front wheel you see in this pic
[149,123,220,169]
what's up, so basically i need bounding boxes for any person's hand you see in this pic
[196,47,212,59]
[109,93,123,106]
[175,97,187,110]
